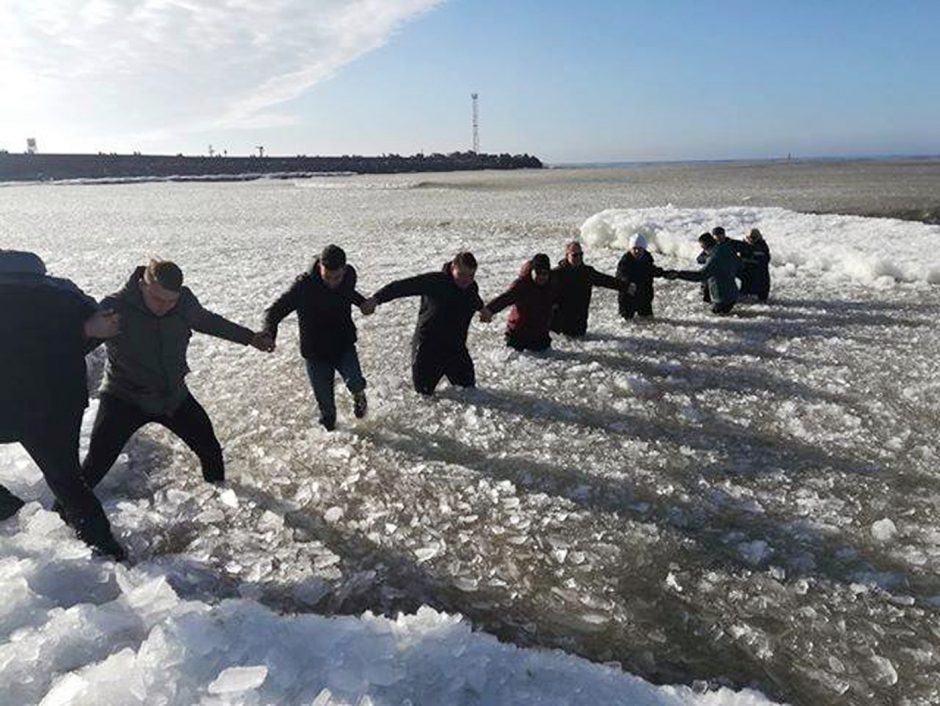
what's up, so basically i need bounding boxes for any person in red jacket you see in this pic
[482,253,557,351]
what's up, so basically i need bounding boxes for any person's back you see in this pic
[700,240,740,304]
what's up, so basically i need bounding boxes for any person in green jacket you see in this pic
[79,259,273,491]
[663,233,740,314]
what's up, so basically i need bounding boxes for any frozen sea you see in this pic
[1,161,940,705]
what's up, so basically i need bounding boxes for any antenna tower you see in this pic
[471,93,479,153]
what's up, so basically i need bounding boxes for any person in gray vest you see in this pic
[0,250,126,559]
[78,259,273,492]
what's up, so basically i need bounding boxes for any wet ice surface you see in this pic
[2,170,940,705]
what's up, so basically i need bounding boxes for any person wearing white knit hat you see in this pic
[616,233,665,320]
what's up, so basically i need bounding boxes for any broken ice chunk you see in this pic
[207,665,268,694]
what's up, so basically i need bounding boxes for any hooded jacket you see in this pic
[0,271,97,440]
[98,267,254,415]
[374,262,483,353]
[550,259,626,336]
[676,241,740,304]
[615,249,663,306]
[486,261,557,347]
[263,260,366,361]
[740,238,771,297]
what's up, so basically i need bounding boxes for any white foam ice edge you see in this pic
[579,205,940,286]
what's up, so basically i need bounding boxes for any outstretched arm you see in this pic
[262,279,302,339]
[372,272,438,304]
[589,268,629,291]
[185,291,256,345]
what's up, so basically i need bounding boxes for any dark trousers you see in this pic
[304,346,366,426]
[81,392,224,488]
[10,412,115,545]
[412,343,475,395]
[506,331,551,352]
[619,295,653,320]
[711,301,736,315]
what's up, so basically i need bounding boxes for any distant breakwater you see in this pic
[0,151,543,183]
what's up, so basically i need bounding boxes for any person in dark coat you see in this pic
[366,251,487,395]
[616,234,664,320]
[78,259,273,493]
[482,253,556,351]
[739,228,771,301]
[0,250,125,559]
[262,245,373,431]
[550,241,627,337]
[663,233,740,314]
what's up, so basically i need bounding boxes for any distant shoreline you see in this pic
[0,151,543,183]
[550,154,940,169]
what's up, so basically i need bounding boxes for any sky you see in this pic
[1,0,939,163]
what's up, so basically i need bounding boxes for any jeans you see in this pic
[304,346,367,425]
[82,392,225,487]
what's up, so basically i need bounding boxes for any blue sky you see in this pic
[1,0,938,162]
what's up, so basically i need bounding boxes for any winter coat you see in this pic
[616,250,663,309]
[263,260,366,361]
[0,271,97,440]
[485,262,557,349]
[550,260,626,336]
[676,241,740,304]
[740,239,771,298]
[98,267,254,416]
[374,263,484,354]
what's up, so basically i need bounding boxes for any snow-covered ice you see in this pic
[2,169,939,704]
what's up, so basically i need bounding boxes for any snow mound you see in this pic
[580,206,940,285]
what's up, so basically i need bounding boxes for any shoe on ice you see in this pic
[319,416,336,432]
[0,488,25,521]
[92,534,128,562]
[353,390,368,419]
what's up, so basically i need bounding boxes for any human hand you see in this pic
[627,283,637,296]
[84,309,120,339]
[251,331,276,352]
[663,270,678,280]
[479,307,493,323]
[360,297,377,316]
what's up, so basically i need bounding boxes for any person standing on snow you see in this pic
[0,250,126,559]
[78,259,274,492]
[365,251,489,396]
[663,232,740,314]
[482,253,557,352]
[739,228,771,301]
[550,241,627,337]
[262,245,373,432]
[615,234,665,320]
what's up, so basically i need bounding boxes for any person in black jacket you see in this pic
[263,245,373,431]
[616,234,664,320]
[0,250,126,560]
[550,241,627,337]
[366,251,488,396]
[739,228,771,301]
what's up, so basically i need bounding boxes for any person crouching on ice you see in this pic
[616,234,665,320]
[78,259,274,493]
[663,232,739,315]
[481,253,556,352]
[365,251,489,396]
[262,245,373,432]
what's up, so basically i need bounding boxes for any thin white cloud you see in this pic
[0,0,440,150]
